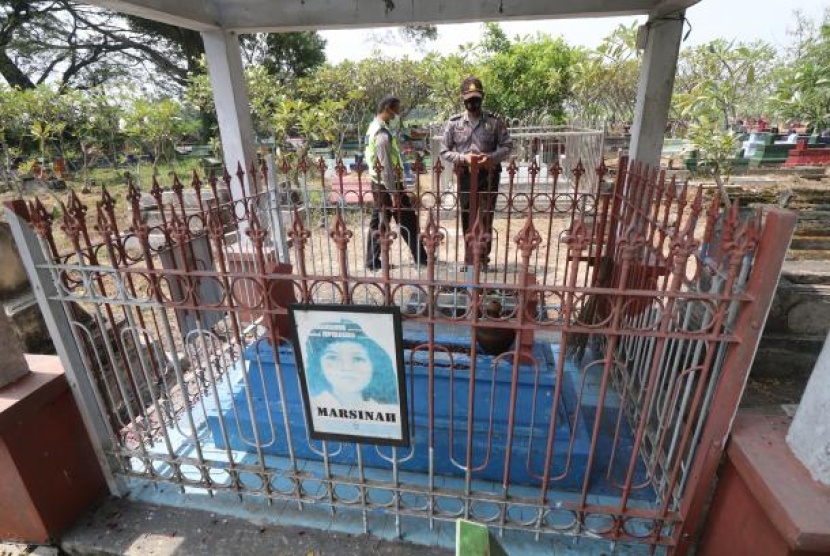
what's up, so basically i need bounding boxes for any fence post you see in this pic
[265,153,291,265]
[3,201,127,496]
[671,209,796,554]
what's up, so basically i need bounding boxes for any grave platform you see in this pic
[203,324,650,499]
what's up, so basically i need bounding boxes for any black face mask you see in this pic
[464,97,482,112]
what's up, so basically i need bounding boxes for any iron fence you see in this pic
[430,124,605,196]
[4,154,793,554]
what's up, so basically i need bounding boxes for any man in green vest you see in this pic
[364,96,428,270]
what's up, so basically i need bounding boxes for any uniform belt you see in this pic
[460,164,502,173]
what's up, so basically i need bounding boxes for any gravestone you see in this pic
[0,311,29,388]
[0,222,53,354]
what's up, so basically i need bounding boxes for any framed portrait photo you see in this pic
[289,304,410,447]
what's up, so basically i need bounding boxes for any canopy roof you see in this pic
[87,0,700,33]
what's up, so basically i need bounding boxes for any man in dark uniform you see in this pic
[439,76,512,269]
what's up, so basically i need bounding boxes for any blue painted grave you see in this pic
[204,326,649,497]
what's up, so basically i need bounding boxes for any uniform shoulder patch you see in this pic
[485,111,505,123]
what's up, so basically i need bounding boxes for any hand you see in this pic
[464,153,477,165]
[477,154,490,167]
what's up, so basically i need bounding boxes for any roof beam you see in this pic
[218,0,659,33]
[651,0,699,17]
[83,0,705,33]
[84,0,220,31]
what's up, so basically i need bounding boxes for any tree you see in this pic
[673,39,776,130]
[401,25,438,43]
[70,89,125,186]
[123,97,196,170]
[478,28,577,122]
[125,16,205,84]
[0,1,197,90]
[672,39,777,203]
[296,54,431,137]
[681,95,739,205]
[569,24,641,128]
[354,54,432,125]
[17,85,73,162]
[186,59,292,138]
[366,25,438,53]
[260,32,326,79]
[0,84,24,192]
[770,10,830,132]
[480,22,509,54]
[422,51,477,120]
[240,31,327,82]
[0,84,24,151]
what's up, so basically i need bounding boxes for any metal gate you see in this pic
[4,155,793,554]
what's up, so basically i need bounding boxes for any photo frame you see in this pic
[289,304,410,447]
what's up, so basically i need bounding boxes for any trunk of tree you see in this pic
[0,49,34,89]
[713,171,731,207]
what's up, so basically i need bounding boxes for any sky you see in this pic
[321,0,829,63]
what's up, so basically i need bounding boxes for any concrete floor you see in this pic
[50,483,654,556]
[59,497,448,556]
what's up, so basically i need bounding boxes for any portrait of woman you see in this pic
[304,319,398,408]
[290,307,407,445]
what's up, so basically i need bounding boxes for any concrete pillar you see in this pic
[787,332,830,486]
[0,310,29,388]
[201,30,256,202]
[629,12,685,168]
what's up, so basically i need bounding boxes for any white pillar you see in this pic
[629,12,684,167]
[787,332,830,486]
[201,30,256,202]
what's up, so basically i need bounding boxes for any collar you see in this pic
[463,111,486,125]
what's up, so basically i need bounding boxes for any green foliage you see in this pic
[258,31,327,79]
[0,86,25,147]
[570,24,641,127]
[422,51,478,120]
[123,97,197,168]
[2,85,75,167]
[673,39,776,130]
[422,24,576,123]
[676,81,740,203]
[401,25,438,43]
[70,90,126,182]
[770,11,830,131]
[673,38,777,198]
[476,27,576,122]
[480,23,510,54]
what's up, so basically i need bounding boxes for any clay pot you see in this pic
[476,299,516,355]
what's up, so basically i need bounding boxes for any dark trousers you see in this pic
[365,187,427,267]
[459,166,500,265]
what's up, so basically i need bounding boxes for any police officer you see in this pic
[364,95,428,270]
[439,76,512,269]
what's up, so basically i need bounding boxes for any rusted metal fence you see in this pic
[4,154,793,554]
[430,124,605,196]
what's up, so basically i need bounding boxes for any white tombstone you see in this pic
[787,332,830,486]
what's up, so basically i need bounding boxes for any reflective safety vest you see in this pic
[364,118,403,181]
